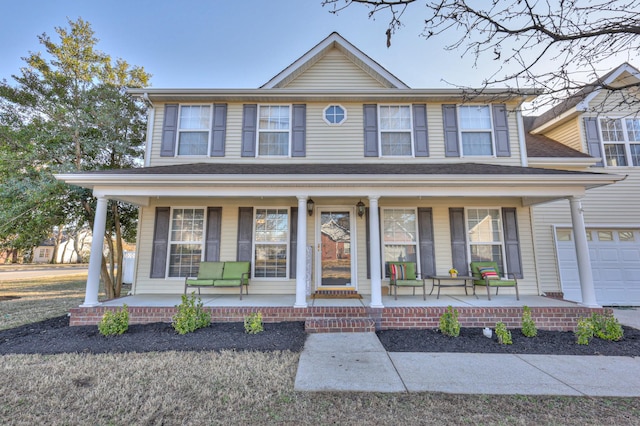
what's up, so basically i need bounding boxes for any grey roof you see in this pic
[80,162,597,177]
[523,116,592,159]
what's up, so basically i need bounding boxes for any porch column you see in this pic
[369,196,384,308]
[294,196,308,308]
[82,196,108,307]
[569,196,599,307]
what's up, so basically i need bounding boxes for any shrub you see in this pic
[244,312,264,334]
[172,293,211,335]
[495,321,512,345]
[98,304,129,336]
[575,313,623,345]
[576,317,594,345]
[521,305,538,338]
[439,306,460,337]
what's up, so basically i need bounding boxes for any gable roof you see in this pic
[531,63,640,132]
[260,32,409,89]
[523,116,592,158]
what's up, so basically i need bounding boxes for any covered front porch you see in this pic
[69,293,611,331]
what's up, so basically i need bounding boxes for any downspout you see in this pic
[516,108,528,167]
[142,93,154,168]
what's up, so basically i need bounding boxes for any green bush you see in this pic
[575,313,623,345]
[244,311,264,334]
[521,305,538,338]
[439,306,460,337]
[495,321,512,345]
[98,304,129,336]
[172,293,211,335]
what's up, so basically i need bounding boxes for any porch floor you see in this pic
[101,294,576,309]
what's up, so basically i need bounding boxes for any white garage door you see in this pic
[556,228,640,306]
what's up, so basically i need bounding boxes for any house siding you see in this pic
[543,118,583,152]
[134,197,536,297]
[283,48,388,89]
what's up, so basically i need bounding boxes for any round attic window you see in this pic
[323,105,346,125]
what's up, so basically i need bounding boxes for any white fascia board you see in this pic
[576,63,640,111]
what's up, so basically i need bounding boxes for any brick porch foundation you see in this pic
[69,305,612,332]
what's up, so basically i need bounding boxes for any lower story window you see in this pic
[467,208,504,267]
[382,208,418,277]
[168,208,204,277]
[254,208,289,278]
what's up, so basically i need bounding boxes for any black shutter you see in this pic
[290,207,298,278]
[150,207,170,278]
[291,105,306,157]
[205,207,222,261]
[502,207,523,278]
[413,104,429,157]
[584,117,604,166]
[492,104,511,157]
[417,208,435,277]
[363,104,379,157]
[160,104,178,157]
[237,207,253,262]
[241,105,257,157]
[210,104,227,157]
[442,104,460,157]
[449,207,468,275]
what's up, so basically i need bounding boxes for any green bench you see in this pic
[388,261,425,300]
[470,261,519,300]
[184,261,250,299]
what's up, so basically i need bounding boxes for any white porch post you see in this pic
[82,196,108,307]
[294,196,308,308]
[368,196,384,308]
[569,196,599,307]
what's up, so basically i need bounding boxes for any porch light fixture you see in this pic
[356,200,366,218]
[307,198,315,216]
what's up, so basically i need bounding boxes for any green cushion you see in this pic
[214,279,242,287]
[395,279,422,287]
[197,262,224,280]
[486,279,517,287]
[222,261,250,279]
[186,279,214,286]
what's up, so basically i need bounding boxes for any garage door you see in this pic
[556,228,640,306]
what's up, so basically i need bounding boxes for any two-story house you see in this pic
[58,33,621,315]
[528,63,640,306]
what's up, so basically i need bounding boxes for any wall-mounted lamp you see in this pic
[356,199,366,218]
[307,198,315,216]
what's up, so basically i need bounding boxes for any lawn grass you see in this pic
[1,275,639,425]
[0,271,90,330]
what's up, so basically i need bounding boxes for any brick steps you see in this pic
[305,317,376,333]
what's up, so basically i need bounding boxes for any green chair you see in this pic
[470,261,519,300]
[388,262,425,300]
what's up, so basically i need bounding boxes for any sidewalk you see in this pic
[295,309,640,395]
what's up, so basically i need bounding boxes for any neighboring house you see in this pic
[57,33,622,308]
[33,230,92,264]
[528,63,640,306]
[33,239,55,263]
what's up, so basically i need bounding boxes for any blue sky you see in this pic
[0,1,634,91]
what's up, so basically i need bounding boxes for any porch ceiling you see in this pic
[55,162,624,207]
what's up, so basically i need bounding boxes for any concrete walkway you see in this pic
[295,309,640,395]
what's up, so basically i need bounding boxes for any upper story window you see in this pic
[258,105,290,156]
[177,106,211,156]
[599,117,640,166]
[324,105,346,125]
[379,105,413,156]
[459,105,493,156]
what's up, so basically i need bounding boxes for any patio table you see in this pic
[428,275,476,299]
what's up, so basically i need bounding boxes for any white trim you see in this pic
[576,63,640,111]
[166,207,206,279]
[322,104,347,125]
[251,206,291,281]
[176,104,213,157]
[256,104,292,158]
[378,104,415,157]
[457,104,496,157]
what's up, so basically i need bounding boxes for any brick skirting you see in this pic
[69,305,612,332]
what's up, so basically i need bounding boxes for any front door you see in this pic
[316,208,356,288]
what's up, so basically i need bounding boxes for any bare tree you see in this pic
[324,0,640,109]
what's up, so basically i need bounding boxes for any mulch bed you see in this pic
[1,315,639,356]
